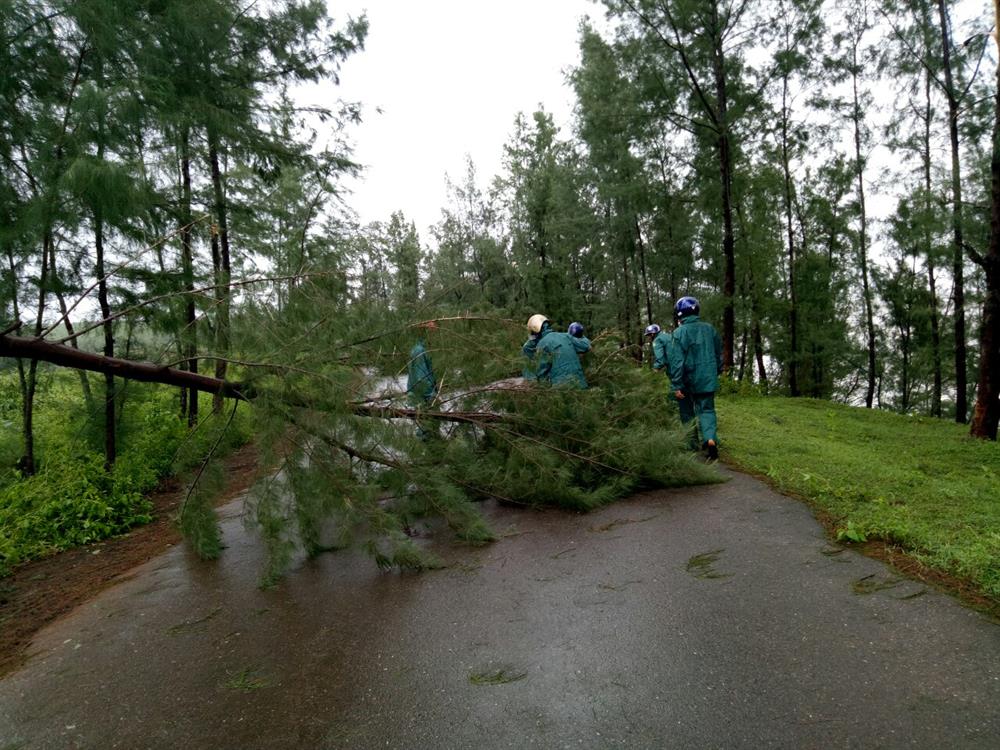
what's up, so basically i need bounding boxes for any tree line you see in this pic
[2,0,998,490]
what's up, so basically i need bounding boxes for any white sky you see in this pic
[300,0,992,247]
[312,0,599,238]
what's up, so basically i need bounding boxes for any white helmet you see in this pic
[526,314,549,333]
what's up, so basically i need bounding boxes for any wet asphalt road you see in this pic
[1,467,999,749]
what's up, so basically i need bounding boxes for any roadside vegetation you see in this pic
[721,396,1000,599]
[0,368,251,575]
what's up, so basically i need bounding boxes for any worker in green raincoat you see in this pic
[407,321,438,438]
[522,315,591,388]
[644,323,672,373]
[668,297,723,459]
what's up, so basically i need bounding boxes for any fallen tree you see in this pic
[2,310,721,583]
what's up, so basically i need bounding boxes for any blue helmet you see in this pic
[568,321,585,338]
[674,296,700,319]
[644,323,661,338]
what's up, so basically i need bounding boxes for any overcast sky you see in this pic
[301,1,992,245]
[306,0,598,238]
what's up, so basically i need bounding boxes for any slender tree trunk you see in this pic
[181,127,198,426]
[921,68,943,418]
[711,4,736,372]
[851,46,877,408]
[753,320,767,390]
[208,128,232,414]
[4,244,30,471]
[634,218,654,324]
[95,207,115,469]
[21,233,51,475]
[937,0,968,422]
[781,72,800,396]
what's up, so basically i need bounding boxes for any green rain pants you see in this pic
[676,392,718,449]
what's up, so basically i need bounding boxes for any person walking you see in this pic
[667,297,723,459]
[407,321,439,439]
[644,323,672,374]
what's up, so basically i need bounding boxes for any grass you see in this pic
[721,396,1000,600]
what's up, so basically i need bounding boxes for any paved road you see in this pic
[2,468,999,749]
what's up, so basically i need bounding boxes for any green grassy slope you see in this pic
[720,396,1000,599]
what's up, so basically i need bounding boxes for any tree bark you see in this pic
[851,40,877,408]
[781,69,800,396]
[180,127,198,426]
[0,334,249,401]
[969,12,1000,440]
[95,206,116,469]
[923,68,943,418]
[711,2,736,372]
[937,0,968,422]
[208,128,232,414]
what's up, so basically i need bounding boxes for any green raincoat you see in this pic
[668,315,722,395]
[407,338,437,404]
[532,328,591,388]
[651,330,673,372]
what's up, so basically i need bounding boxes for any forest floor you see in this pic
[0,441,262,677]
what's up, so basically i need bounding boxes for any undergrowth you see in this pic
[0,372,251,575]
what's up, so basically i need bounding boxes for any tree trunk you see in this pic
[181,127,198,426]
[95,207,116,469]
[781,71,800,396]
[937,0,968,423]
[634,218,654,324]
[753,320,767,391]
[923,68,943,418]
[21,232,51,475]
[208,128,232,414]
[969,15,1000,440]
[711,4,736,372]
[851,44,877,409]
[4,245,30,467]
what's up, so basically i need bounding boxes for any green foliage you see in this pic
[722,395,1000,598]
[232,300,721,581]
[0,371,251,575]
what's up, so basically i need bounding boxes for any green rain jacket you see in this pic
[668,315,722,394]
[407,338,437,403]
[651,330,673,372]
[534,329,591,388]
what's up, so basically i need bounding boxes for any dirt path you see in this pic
[0,441,262,677]
[2,467,999,749]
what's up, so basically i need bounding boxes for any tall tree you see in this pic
[823,1,879,407]
[968,0,1000,439]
